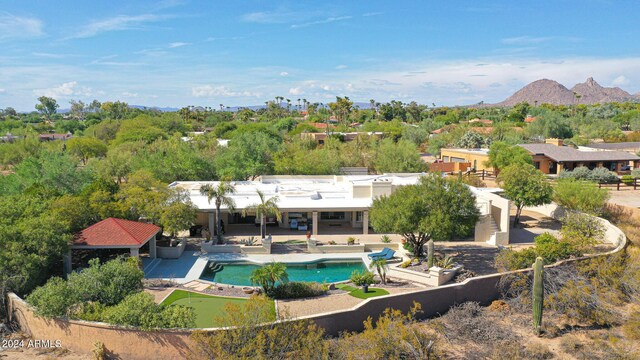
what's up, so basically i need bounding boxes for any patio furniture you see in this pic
[368,247,393,260]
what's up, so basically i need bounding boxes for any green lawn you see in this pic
[335,284,390,299]
[161,290,275,328]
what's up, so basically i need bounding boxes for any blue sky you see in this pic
[1,0,640,111]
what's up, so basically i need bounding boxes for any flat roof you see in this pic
[171,174,426,211]
[518,144,640,162]
[441,148,490,156]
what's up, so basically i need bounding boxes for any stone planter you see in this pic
[242,287,255,294]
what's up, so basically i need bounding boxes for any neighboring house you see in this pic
[524,116,538,123]
[580,142,640,155]
[170,173,511,245]
[301,131,385,145]
[439,148,491,171]
[439,138,640,175]
[39,132,72,141]
[520,140,640,174]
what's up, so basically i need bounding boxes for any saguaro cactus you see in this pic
[532,256,544,335]
[427,240,435,268]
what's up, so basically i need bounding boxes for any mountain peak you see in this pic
[494,77,636,106]
[584,77,600,87]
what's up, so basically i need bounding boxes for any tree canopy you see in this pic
[498,164,553,227]
[370,174,480,257]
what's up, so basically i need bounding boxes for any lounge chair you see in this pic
[368,247,392,259]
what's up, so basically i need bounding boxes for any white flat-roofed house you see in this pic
[170,173,511,245]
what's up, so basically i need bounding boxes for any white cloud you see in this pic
[34,81,93,99]
[288,87,303,95]
[31,52,70,59]
[291,16,352,29]
[69,14,168,39]
[280,71,289,76]
[500,35,581,45]
[0,89,6,94]
[241,10,297,24]
[611,75,629,86]
[0,13,44,41]
[362,12,383,17]
[91,55,144,66]
[122,91,139,97]
[192,85,260,98]
[169,42,190,48]
[335,64,348,70]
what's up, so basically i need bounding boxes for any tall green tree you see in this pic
[486,141,533,171]
[370,174,480,257]
[498,164,553,227]
[199,181,236,244]
[35,96,59,121]
[243,190,281,239]
[67,137,108,165]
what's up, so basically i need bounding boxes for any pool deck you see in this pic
[143,251,374,284]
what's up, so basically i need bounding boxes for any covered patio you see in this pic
[64,218,161,274]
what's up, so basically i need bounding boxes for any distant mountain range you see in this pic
[495,77,639,106]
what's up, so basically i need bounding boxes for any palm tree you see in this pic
[250,262,288,294]
[200,181,236,244]
[243,190,281,239]
[369,258,388,284]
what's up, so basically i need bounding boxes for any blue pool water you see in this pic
[200,260,366,286]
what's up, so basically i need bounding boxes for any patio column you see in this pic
[312,211,318,236]
[351,211,357,227]
[281,212,289,228]
[130,248,139,257]
[556,162,563,175]
[362,210,369,235]
[208,212,215,236]
[63,250,72,277]
[149,235,157,259]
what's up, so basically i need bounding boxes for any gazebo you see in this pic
[64,218,161,273]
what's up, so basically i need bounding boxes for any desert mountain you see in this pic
[495,77,637,106]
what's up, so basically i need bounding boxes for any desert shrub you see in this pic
[559,166,618,183]
[270,281,327,299]
[460,174,486,188]
[380,235,391,243]
[523,342,554,360]
[495,233,580,271]
[26,257,144,318]
[453,268,476,283]
[623,308,640,340]
[331,303,440,360]
[190,296,327,360]
[559,166,591,180]
[402,241,415,253]
[588,167,618,183]
[438,302,518,345]
[560,212,605,252]
[553,178,609,215]
[26,277,73,317]
[621,174,634,185]
[631,168,640,178]
[103,292,195,330]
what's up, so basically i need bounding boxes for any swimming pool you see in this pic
[200,260,366,286]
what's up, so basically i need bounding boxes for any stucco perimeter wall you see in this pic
[7,293,194,360]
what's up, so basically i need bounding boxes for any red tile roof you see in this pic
[73,218,160,247]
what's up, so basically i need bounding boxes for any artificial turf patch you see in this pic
[161,290,275,328]
[348,287,390,299]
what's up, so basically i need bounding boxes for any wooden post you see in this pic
[617,181,620,191]
[482,169,485,180]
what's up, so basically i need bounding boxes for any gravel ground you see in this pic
[278,285,422,318]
